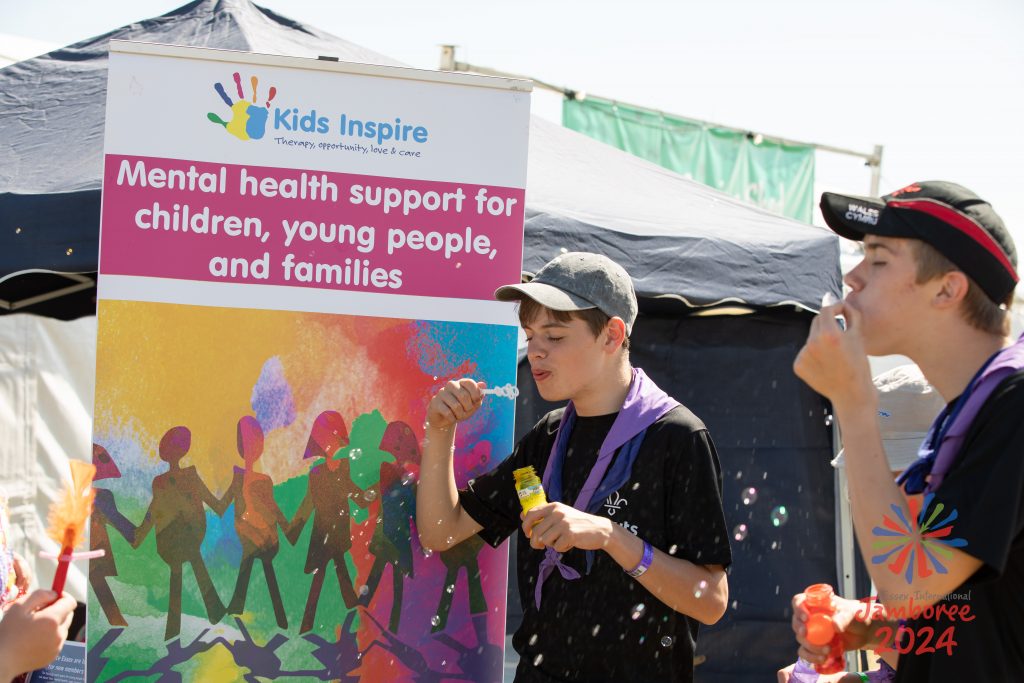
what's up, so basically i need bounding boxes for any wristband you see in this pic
[626,541,654,578]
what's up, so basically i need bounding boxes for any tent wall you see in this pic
[0,314,95,602]
[513,309,836,682]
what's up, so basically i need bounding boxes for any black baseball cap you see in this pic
[820,181,1018,303]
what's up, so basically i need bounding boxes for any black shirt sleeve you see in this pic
[458,411,561,548]
[930,371,1024,579]
[665,426,734,569]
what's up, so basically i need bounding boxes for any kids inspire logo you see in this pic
[871,493,967,584]
[206,72,278,142]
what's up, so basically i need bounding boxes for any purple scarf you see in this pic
[534,368,679,608]
[900,333,1024,494]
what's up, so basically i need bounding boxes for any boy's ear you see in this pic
[604,317,628,351]
[934,270,969,310]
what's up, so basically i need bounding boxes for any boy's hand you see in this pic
[522,503,612,552]
[0,589,77,678]
[793,302,874,410]
[791,591,879,666]
[426,379,485,432]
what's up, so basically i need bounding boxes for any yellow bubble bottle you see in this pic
[513,466,547,513]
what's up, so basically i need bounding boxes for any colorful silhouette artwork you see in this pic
[222,416,292,629]
[432,534,488,634]
[133,426,228,640]
[287,411,372,633]
[363,421,419,633]
[90,444,137,627]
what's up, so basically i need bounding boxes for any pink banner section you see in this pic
[100,155,526,302]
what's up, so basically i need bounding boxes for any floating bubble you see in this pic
[668,544,678,555]
[422,547,434,558]
[430,616,441,627]
[591,624,601,636]
[693,580,708,599]
[364,488,377,502]
[734,470,743,480]
[731,600,738,610]
[771,506,789,527]
[446,584,454,594]
[660,636,673,647]
[358,585,368,596]
[528,634,538,646]
[533,654,544,666]
[733,524,749,542]
[825,414,834,427]
[401,472,416,486]
[631,482,640,491]
[631,603,646,620]
[349,447,362,460]
[66,248,73,255]
[741,487,758,505]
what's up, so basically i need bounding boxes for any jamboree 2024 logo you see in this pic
[862,493,972,657]
[206,71,430,149]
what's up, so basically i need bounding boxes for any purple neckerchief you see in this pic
[533,368,679,609]
[900,333,1024,494]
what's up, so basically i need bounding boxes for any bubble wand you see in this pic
[481,383,519,399]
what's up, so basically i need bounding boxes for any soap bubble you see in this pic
[825,414,834,427]
[741,487,758,505]
[660,636,673,647]
[528,634,538,646]
[349,447,362,460]
[693,580,708,599]
[733,524,749,542]
[533,654,544,666]
[771,506,790,527]
[631,603,646,620]
[430,616,440,627]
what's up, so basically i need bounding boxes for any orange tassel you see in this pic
[47,460,96,594]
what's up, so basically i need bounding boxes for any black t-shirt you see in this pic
[459,405,733,683]
[894,370,1024,682]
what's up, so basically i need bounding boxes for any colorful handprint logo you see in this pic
[207,72,277,141]
[871,493,967,584]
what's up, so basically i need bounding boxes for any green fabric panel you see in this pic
[563,97,815,222]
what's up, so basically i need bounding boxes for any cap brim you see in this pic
[881,436,926,472]
[494,281,597,312]
[820,192,889,241]
[831,436,924,473]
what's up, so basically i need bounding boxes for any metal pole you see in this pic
[869,144,884,197]
[439,45,456,72]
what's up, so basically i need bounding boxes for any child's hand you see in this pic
[0,589,77,679]
[426,379,485,432]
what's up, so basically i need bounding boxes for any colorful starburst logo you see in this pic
[871,493,967,584]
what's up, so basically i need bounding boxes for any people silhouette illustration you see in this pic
[133,426,228,640]
[287,411,373,634]
[222,415,292,629]
[362,421,419,633]
[90,444,137,627]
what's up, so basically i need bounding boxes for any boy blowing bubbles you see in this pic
[790,182,1023,681]
[417,252,732,683]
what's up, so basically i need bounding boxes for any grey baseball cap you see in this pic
[494,252,638,334]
